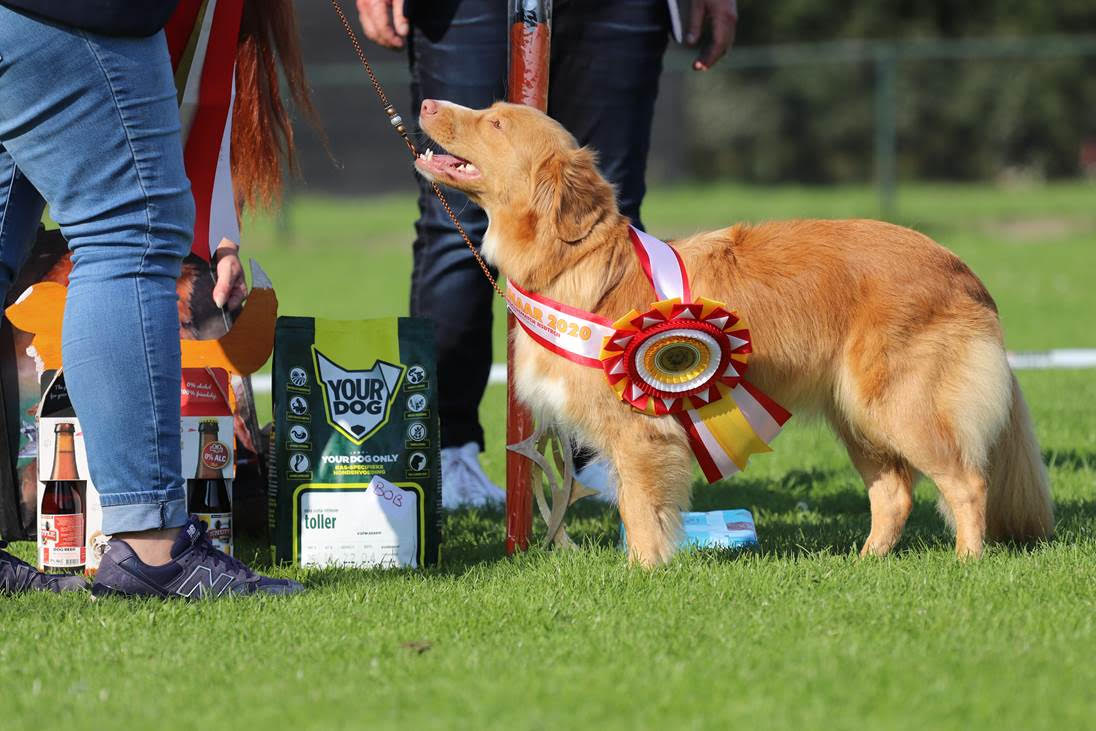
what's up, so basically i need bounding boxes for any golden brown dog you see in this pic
[414,98,1054,567]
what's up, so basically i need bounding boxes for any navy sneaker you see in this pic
[0,541,87,594]
[91,517,303,599]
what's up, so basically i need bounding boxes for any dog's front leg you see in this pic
[603,415,693,567]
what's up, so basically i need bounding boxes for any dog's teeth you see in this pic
[424,149,434,160]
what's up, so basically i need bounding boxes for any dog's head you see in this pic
[414,100,616,245]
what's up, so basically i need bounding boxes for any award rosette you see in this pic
[505,226,791,484]
[599,297,751,416]
[597,294,789,483]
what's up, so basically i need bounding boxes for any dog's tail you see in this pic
[984,374,1054,542]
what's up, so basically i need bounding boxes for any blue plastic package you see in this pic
[620,509,759,551]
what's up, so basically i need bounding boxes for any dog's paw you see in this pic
[627,542,677,568]
[624,509,682,568]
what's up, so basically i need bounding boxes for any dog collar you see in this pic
[505,226,790,484]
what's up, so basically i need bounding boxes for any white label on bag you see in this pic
[297,477,418,569]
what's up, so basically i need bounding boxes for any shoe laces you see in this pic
[187,522,253,580]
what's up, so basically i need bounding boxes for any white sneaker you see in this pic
[574,457,618,502]
[441,442,505,509]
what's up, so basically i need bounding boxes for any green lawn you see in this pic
[2,182,1094,730]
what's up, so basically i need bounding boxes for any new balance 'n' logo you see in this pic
[175,566,235,598]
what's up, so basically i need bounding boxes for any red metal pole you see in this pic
[505,0,551,554]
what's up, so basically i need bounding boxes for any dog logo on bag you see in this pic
[312,349,406,444]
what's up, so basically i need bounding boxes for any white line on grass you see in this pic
[1006,349,1096,370]
[249,350,1096,394]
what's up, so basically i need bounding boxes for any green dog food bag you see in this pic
[269,317,441,568]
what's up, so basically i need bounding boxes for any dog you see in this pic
[414,98,1054,567]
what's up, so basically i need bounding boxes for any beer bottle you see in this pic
[187,419,233,555]
[40,423,85,573]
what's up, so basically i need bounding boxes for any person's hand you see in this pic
[212,239,247,311]
[686,0,738,71]
[357,0,408,49]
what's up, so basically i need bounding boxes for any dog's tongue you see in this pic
[416,150,480,177]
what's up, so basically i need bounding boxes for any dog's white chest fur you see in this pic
[483,219,575,426]
[512,329,571,424]
[481,225,501,264]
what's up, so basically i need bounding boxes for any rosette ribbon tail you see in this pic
[675,381,791,483]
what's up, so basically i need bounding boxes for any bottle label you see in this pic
[39,512,85,568]
[201,441,230,471]
[196,512,232,556]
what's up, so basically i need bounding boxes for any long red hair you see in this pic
[231,0,321,211]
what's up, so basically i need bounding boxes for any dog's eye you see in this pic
[491,119,502,130]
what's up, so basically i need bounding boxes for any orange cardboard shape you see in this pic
[6,260,277,377]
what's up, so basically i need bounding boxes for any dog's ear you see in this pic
[532,147,612,243]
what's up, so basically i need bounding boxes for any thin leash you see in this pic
[329,0,506,301]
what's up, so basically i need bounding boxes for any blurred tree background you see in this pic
[289,1,1096,195]
[686,0,1096,183]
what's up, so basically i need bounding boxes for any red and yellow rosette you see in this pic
[599,296,790,483]
[600,297,751,415]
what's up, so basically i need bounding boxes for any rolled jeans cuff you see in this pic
[100,489,188,534]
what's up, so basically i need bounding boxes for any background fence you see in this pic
[285,0,1096,216]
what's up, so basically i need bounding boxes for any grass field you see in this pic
[2,182,1094,730]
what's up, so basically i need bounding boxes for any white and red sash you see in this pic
[629,227,691,302]
[506,281,614,368]
[505,226,790,484]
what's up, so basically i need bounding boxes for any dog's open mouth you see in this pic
[415,148,482,181]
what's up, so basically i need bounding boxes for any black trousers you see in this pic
[407,0,670,449]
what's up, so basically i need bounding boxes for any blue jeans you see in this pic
[0,8,193,534]
[407,0,669,449]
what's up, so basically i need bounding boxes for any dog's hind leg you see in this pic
[850,454,916,558]
[882,337,1004,558]
[832,420,914,556]
[923,467,988,558]
[839,408,988,558]
[859,460,915,556]
[842,416,989,558]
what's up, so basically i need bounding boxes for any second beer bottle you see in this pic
[40,422,85,574]
[187,419,232,555]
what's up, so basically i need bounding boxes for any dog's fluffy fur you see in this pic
[416,100,1054,566]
